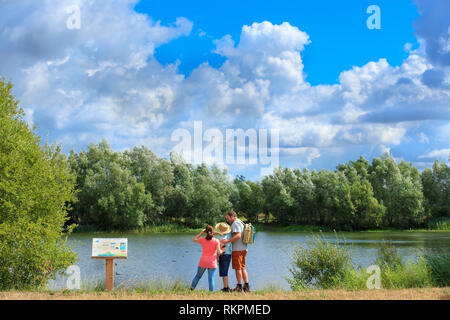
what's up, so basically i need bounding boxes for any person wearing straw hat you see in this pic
[215,222,233,292]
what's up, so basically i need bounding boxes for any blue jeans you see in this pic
[190,266,217,291]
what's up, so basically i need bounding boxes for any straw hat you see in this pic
[215,222,231,234]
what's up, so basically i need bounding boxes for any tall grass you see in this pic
[73,275,190,294]
[276,225,333,232]
[373,241,432,289]
[380,258,433,289]
[80,278,106,292]
[140,223,202,233]
[45,274,191,294]
[374,241,403,269]
[424,249,450,287]
[73,223,203,234]
[125,275,190,294]
[427,217,450,231]
[255,282,284,293]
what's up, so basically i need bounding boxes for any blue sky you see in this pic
[0,0,449,180]
[139,0,420,84]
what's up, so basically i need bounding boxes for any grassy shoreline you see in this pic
[1,287,449,300]
[71,222,450,235]
[253,224,450,233]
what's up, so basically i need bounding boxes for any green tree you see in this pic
[68,140,123,225]
[421,160,450,219]
[0,79,77,289]
[233,178,252,216]
[312,170,355,230]
[82,162,152,230]
[69,141,153,230]
[262,167,295,225]
[290,169,316,225]
[124,146,174,223]
[337,160,385,229]
[186,164,233,227]
[246,181,264,222]
[369,154,425,228]
[231,178,264,223]
[165,152,194,223]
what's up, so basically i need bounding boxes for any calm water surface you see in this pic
[49,231,450,291]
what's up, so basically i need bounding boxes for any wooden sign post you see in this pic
[92,256,127,291]
[91,238,128,291]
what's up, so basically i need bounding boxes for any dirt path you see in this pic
[1,287,449,300]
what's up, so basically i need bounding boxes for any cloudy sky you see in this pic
[1,0,449,179]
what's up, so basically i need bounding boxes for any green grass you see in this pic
[73,223,203,234]
[364,228,448,233]
[327,260,434,291]
[329,267,369,291]
[380,258,433,289]
[139,223,203,234]
[253,223,333,233]
[73,218,450,234]
[238,222,448,234]
[118,275,190,294]
[427,217,450,231]
[45,275,191,295]
[424,249,450,286]
[253,282,284,293]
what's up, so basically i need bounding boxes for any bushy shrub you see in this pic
[329,267,368,291]
[286,232,354,290]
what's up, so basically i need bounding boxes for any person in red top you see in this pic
[190,225,223,291]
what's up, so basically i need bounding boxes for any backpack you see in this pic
[242,222,256,245]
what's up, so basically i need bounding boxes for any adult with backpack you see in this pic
[220,210,252,293]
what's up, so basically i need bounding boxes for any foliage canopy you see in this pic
[0,79,77,290]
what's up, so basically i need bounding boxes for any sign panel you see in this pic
[92,238,127,257]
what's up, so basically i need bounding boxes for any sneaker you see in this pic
[221,287,232,293]
[232,285,243,292]
[243,283,251,293]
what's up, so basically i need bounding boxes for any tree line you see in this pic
[67,140,449,231]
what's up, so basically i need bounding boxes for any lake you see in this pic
[49,231,450,291]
